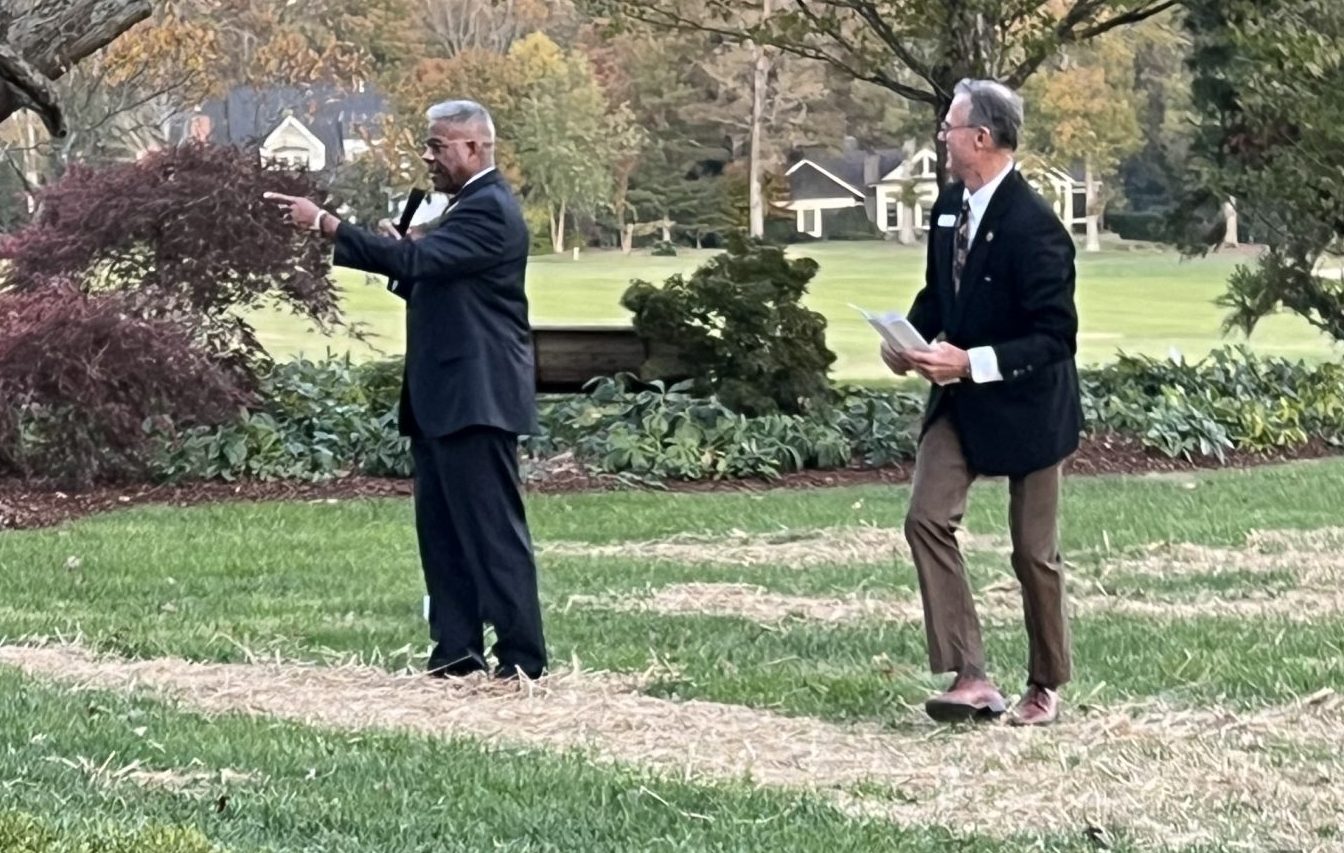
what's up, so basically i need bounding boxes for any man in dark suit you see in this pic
[265,99,546,680]
[884,79,1082,726]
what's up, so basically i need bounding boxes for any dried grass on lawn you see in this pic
[541,526,1012,568]
[41,752,259,796]
[2,643,1341,848]
[569,581,1344,625]
[1098,527,1344,584]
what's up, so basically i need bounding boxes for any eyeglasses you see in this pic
[937,121,983,137]
[422,138,495,153]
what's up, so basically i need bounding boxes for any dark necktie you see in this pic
[953,197,971,294]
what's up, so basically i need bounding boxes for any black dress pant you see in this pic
[410,427,546,678]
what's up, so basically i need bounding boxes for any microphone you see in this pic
[387,188,427,294]
[396,187,427,236]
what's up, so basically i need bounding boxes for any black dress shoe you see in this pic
[426,650,488,678]
[492,663,544,681]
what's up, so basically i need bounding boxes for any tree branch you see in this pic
[600,0,938,104]
[1076,0,1181,40]
[797,0,936,90]
[1004,0,1177,88]
[0,43,66,136]
[0,0,152,131]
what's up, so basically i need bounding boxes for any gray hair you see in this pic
[425,99,496,142]
[953,79,1023,151]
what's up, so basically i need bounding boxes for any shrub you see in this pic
[0,288,242,487]
[621,233,836,415]
[1106,210,1172,243]
[325,153,397,227]
[819,206,883,240]
[524,376,853,481]
[156,356,407,482]
[650,240,677,256]
[1080,347,1344,459]
[34,346,1342,488]
[0,142,339,379]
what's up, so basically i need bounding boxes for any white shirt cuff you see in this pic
[967,346,1003,383]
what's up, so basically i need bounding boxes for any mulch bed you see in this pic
[0,433,1336,532]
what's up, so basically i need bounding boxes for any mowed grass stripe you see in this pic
[0,666,1006,853]
[3,645,1341,850]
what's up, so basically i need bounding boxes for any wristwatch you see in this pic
[311,210,329,233]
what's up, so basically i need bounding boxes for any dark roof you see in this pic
[789,147,905,193]
[180,83,389,168]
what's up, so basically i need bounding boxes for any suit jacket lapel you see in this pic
[452,169,501,205]
[933,184,962,304]
[432,169,503,228]
[950,169,1020,330]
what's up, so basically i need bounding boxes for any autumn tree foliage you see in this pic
[0,287,244,486]
[0,142,338,377]
[0,143,339,485]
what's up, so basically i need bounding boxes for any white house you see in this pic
[176,83,388,177]
[259,114,330,171]
[782,142,1096,241]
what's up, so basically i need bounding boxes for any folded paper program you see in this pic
[848,304,932,354]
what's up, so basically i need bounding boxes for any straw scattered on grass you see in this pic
[1,642,1340,848]
[541,526,1011,568]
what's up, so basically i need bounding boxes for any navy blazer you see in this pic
[906,169,1083,477]
[332,170,538,438]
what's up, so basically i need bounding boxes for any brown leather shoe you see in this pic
[924,675,1007,723]
[1009,685,1060,726]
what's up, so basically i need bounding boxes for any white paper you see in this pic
[849,304,932,353]
[937,213,957,227]
[850,304,960,386]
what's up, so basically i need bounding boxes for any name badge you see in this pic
[937,213,956,227]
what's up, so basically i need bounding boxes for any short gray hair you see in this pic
[953,79,1023,151]
[425,99,496,142]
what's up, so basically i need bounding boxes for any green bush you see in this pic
[154,356,407,482]
[650,240,678,257]
[1106,210,1172,243]
[621,233,836,415]
[57,346,1344,487]
[820,206,883,240]
[1080,347,1344,460]
[522,203,554,255]
[524,376,856,481]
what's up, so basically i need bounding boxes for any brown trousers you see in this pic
[904,416,1072,687]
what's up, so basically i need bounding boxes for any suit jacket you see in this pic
[906,169,1082,478]
[332,170,538,438]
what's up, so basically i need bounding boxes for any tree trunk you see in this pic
[22,109,40,213]
[933,96,952,188]
[1221,198,1239,247]
[621,223,634,254]
[660,218,672,242]
[1084,159,1101,253]
[550,199,567,254]
[0,0,153,132]
[899,198,916,245]
[747,0,772,238]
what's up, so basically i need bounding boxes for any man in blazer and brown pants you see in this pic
[886,79,1082,726]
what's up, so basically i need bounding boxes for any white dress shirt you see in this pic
[962,159,1015,384]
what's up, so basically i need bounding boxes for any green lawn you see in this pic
[2,461,1343,848]
[253,241,1341,381]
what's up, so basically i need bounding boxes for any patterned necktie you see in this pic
[952,197,971,294]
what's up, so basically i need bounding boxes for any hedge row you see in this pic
[124,346,1344,485]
